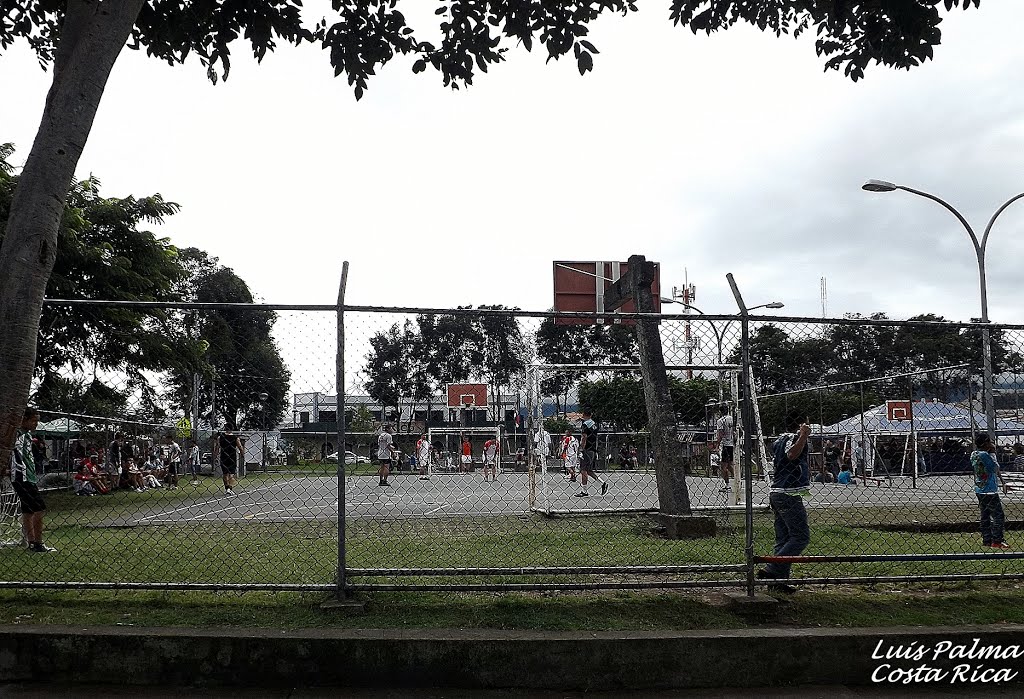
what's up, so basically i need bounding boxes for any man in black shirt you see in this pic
[576,409,608,498]
[217,432,241,497]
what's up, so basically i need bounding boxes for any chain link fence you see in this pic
[745,316,1024,587]
[3,300,1024,592]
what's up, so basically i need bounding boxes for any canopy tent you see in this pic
[33,418,85,436]
[824,400,1024,435]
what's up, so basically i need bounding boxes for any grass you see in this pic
[6,478,1024,633]
[4,475,1023,588]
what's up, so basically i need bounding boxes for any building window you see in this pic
[299,411,310,424]
[319,411,336,424]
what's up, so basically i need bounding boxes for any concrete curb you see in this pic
[2,624,1024,689]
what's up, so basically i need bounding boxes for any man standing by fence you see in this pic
[11,407,55,553]
[973,434,1009,549]
[758,412,811,593]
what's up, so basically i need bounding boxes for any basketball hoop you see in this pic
[460,395,476,408]
[886,400,912,422]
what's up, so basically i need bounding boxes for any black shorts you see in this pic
[720,445,734,463]
[375,457,392,467]
[13,480,46,514]
[220,461,237,475]
[581,451,598,474]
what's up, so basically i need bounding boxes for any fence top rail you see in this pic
[41,299,1024,330]
[531,363,740,371]
[43,299,337,312]
[756,363,973,399]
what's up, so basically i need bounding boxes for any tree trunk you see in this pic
[0,0,145,468]
[626,255,692,516]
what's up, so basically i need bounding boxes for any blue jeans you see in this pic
[977,493,1005,545]
[765,492,810,579]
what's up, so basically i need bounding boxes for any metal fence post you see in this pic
[336,261,349,598]
[726,274,756,597]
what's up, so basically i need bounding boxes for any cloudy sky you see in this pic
[4,2,1024,325]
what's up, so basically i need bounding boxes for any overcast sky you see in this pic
[4,2,1024,327]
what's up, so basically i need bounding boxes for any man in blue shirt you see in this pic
[757,412,811,593]
[972,434,1008,549]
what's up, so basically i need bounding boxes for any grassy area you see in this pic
[3,584,1024,632]
[4,477,1023,587]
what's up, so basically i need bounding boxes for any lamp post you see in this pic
[660,296,784,402]
[862,179,1024,441]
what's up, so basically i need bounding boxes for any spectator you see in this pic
[11,407,56,553]
[106,433,124,478]
[124,458,146,492]
[164,436,181,490]
[31,436,48,476]
[86,455,111,494]
[823,440,841,479]
[972,434,1008,549]
[73,461,99,496]
[757,412,812,593]
[1013,443,1024,473]
[187,439,202,484]
[837,463,856,485]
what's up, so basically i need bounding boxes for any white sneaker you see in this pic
[226,489,235,497]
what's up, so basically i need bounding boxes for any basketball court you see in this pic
[114,470,1004,525]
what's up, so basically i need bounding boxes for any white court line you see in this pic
[132,478,303,523]
[425,494,472,516]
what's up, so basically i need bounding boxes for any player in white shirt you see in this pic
[377,425,396,487]
[482,438,499,482]
[416,433,431,480]
[560,430,579,481]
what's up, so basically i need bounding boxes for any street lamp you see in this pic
[862,179,1024,441]
[660,296,785,401]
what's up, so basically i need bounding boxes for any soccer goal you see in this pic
[0,476,22,548]
[425,425,503,477]
[525,362,744,516]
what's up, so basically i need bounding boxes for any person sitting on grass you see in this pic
[73,461,100,496]
[123,458,147,492]
[86,456,111,494]
[837,463,856,485]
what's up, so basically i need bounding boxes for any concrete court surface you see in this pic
[123,472,1009,524]
[2,686,1022,698]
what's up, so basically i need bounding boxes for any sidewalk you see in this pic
[3,624,1024,692]
[1,685,1021,698]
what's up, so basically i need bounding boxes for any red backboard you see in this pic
[552,261,661,326]
[447,383,488,410]
[886,400,913,422]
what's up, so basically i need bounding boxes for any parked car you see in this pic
[326,451,370,464]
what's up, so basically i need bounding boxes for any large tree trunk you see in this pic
[0,0,144,468]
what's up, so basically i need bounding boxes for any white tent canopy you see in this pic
[824,400,1024,435]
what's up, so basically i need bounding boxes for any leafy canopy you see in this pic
[1,0,981,100]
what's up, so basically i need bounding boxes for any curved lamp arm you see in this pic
[895,185,980,254]
[982,192,1024,253]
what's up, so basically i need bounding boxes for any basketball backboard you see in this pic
[552,261,661,326]
[886,400,913,422]
[447,383,488,410]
